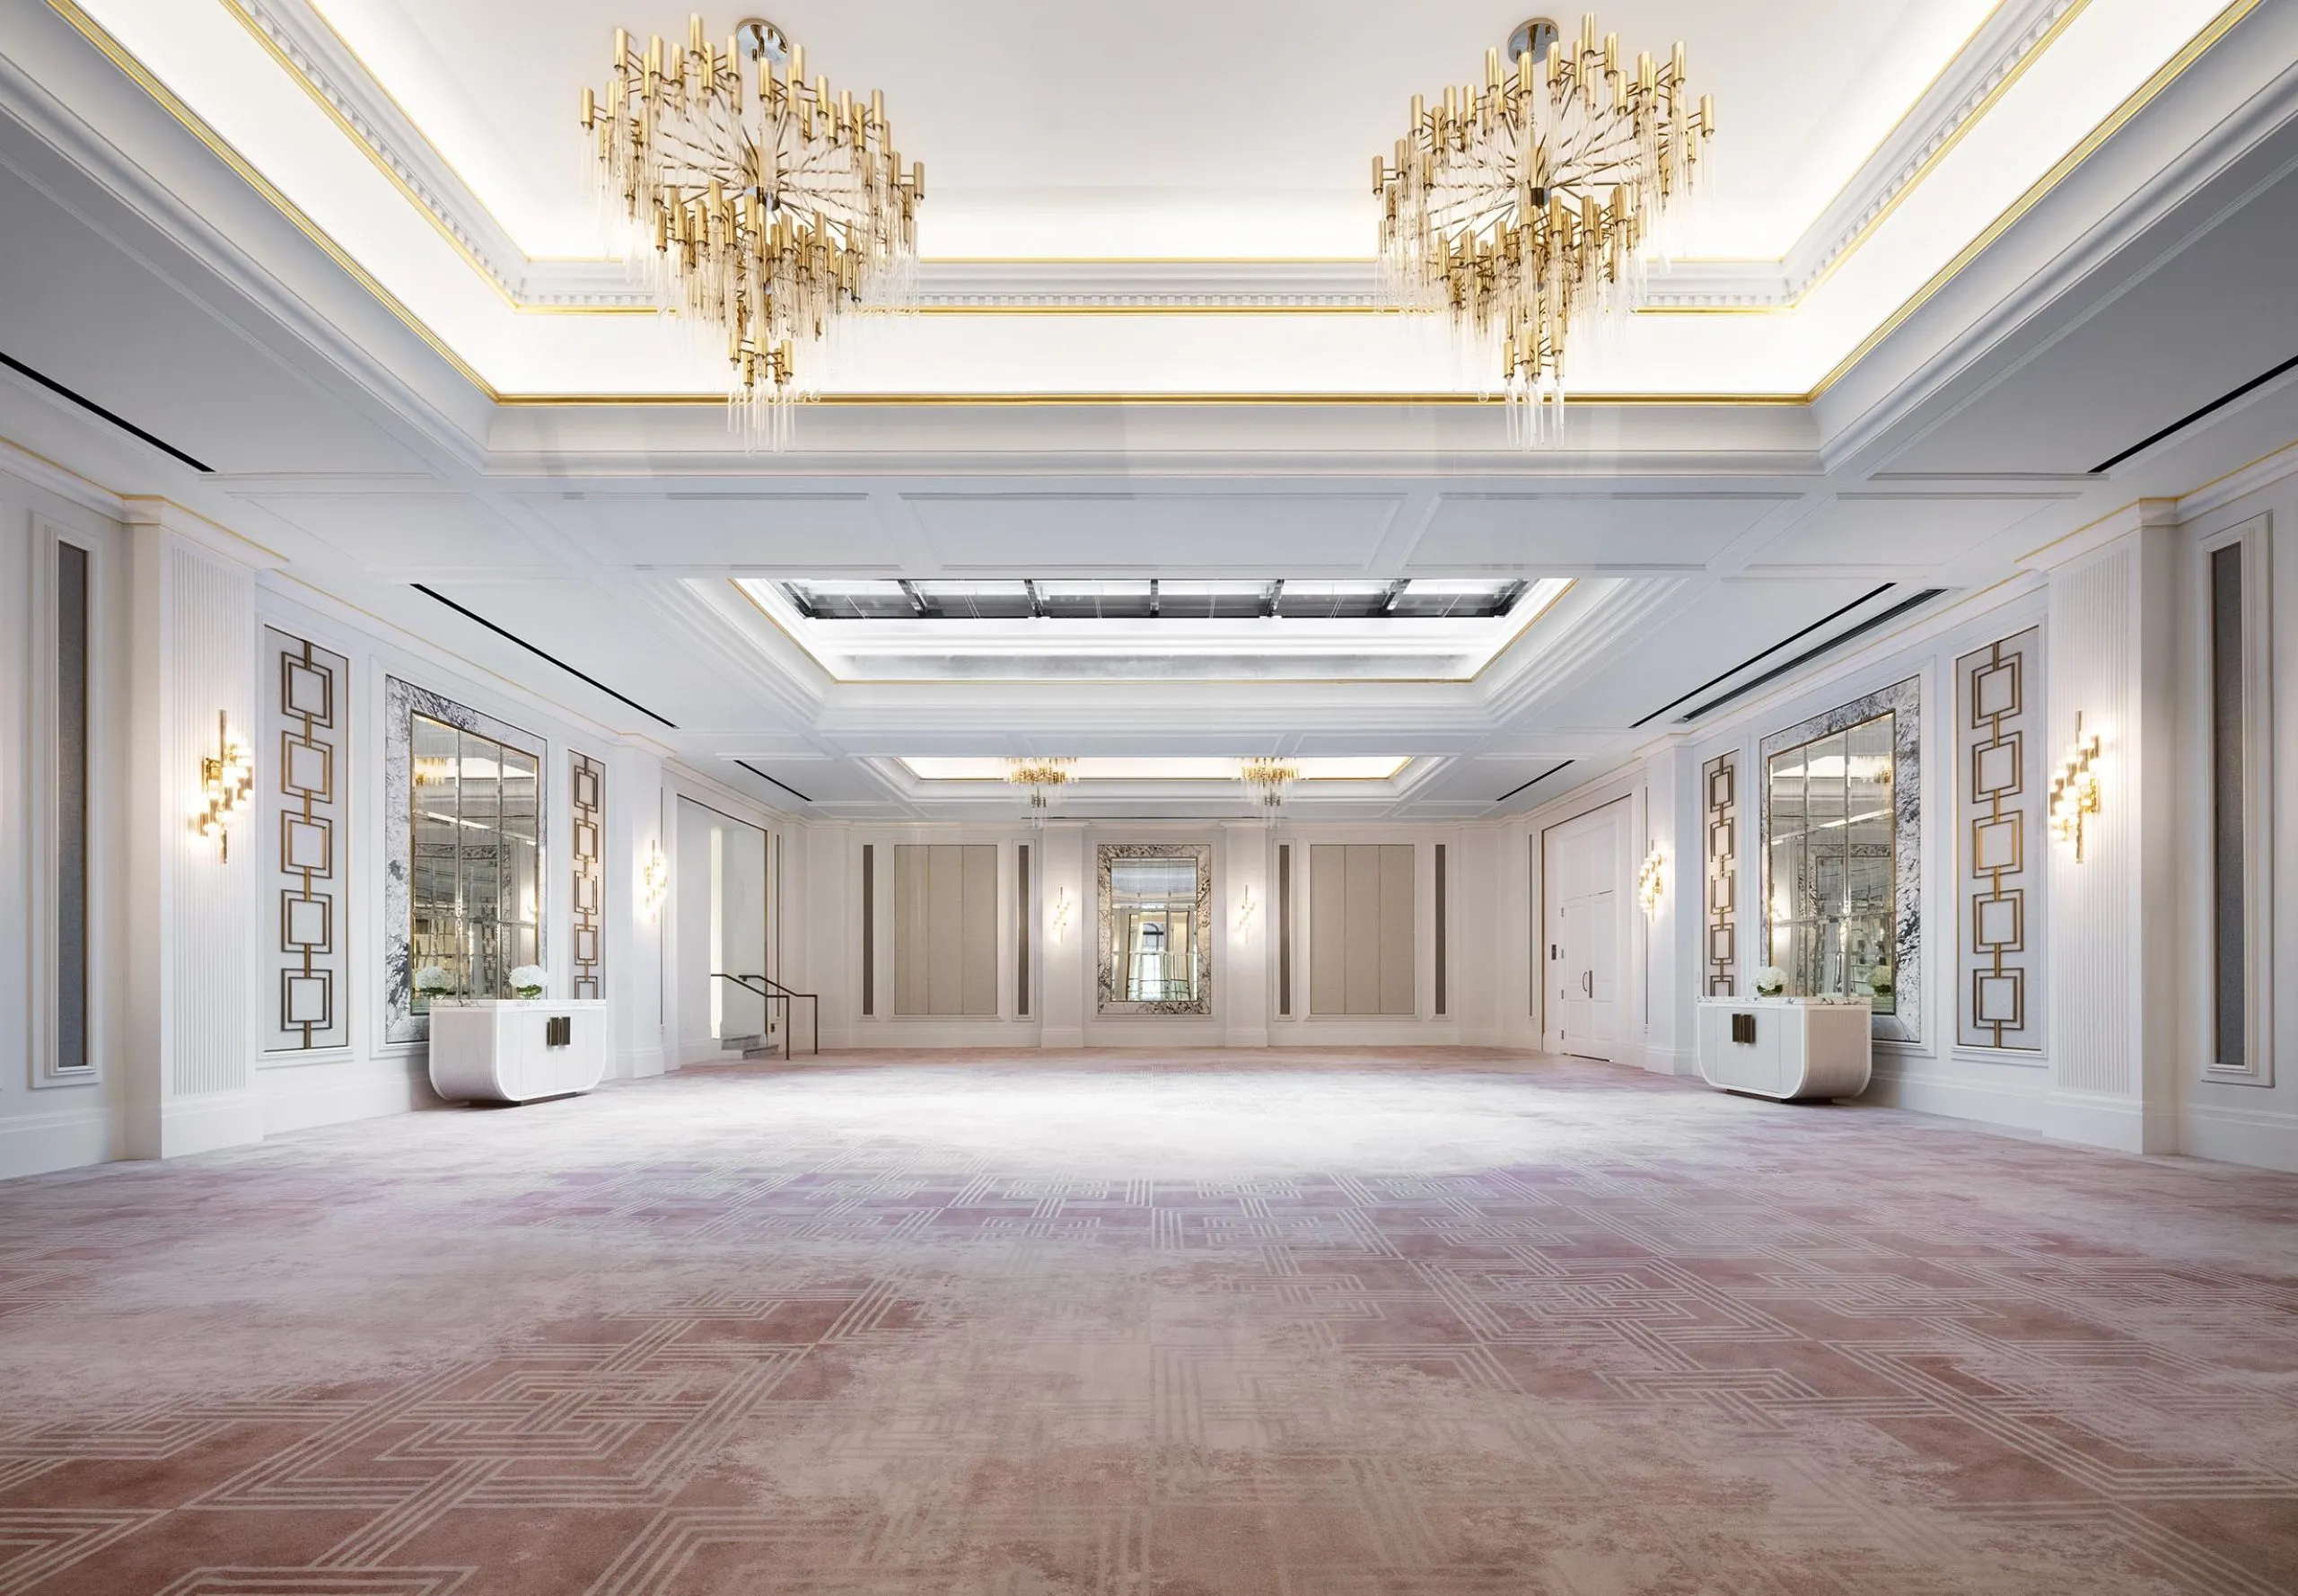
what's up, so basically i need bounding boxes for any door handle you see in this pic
[1582,969,1592,997]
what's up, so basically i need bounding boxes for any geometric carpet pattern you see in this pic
[1,1050,2294,1594]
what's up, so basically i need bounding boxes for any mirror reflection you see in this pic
[1766,712,1895,1011]
[410,715,540,1008]
[1111,859,1202,1002]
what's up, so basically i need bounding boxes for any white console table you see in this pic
[1696,997,1873,1101]
[427,999,609,1104]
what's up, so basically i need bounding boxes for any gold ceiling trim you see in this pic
[46,0,499,398]
[213,0,2065,321]
[496,390,1811,408]
[1810,0,2262,398]
[725,577,1577,688]
[52,0,2253,412]
[898,759,1417,784]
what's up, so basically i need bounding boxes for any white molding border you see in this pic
[232,0,2071,315]
[2194,511,2274,1087]
[25,513,108,1091]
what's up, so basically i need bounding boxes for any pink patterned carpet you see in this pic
[2,1050,2294,1595]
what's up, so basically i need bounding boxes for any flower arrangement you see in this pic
[510,964,548,1000]
[1868,962,1894,996]
[1754,965,1786,998]
[414,965,456,1000]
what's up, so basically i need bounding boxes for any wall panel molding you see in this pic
[263,627,349,1050]
[571,750,604,1000]
[1955,627,2045,1052]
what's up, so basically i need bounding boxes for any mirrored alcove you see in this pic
[386,679,548,1042]
[1759,678,1922,1042]
[1097,844,1212,1015]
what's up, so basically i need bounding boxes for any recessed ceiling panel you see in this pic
[903,494,1404,571]
[1411,494,1797,569]
[1747,495,2061,569]
[241,494,541,571]
[529,494,898,569]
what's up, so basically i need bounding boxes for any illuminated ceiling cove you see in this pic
[48,0,2259,400]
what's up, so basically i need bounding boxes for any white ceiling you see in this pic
[50,0,2256,398]
[1,0,2294,821]
[307,0,1987,259]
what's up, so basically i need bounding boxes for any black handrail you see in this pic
[707,972,820,1060]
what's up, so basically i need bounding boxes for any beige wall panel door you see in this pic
[893,845,929,1016]
[925,845,965,1014]
[894,843,1000,1017]
[1309,844,1348,1015]
[960,843,999,1016]
[1379,844,1417,1016]
[1309,843,1418,1017]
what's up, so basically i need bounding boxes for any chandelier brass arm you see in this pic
[583,15,923,446]
[1374,13,1714,444]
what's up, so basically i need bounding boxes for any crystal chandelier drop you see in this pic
[1239,758,1300,820]
[1004,758,1076,819]
[583,15,924,447]
[1375,13,1714,445]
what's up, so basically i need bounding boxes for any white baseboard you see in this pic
[1038,1026,1085,1048]
[1223,1027,1271,1048]
[1864,1060,2056,1134]
[260,1056,435,1136]
[616,1047,666,1081]
[2043,1090,2153,1154]
[1641,1046,1697,1077]
[2182,1101,2298,1172]
[153,1091,265,1159]
[0,1101,115,1179]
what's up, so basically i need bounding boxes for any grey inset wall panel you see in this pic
[926,845,964,1013]
[1344,845,1381,1014]
[1310,844,1418,1017]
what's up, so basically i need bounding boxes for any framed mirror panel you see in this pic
[1097,844,1213,1015]
[385,678,548,1042]
[1759,677,1922,1043]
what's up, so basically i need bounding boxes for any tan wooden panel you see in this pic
[1344,844,1381,1014]
[926,844,965,1014]
[1379,844,1417,1015]
[892,844,929,1016]
[960,843,999,1016]
[1309,844,1348,1016]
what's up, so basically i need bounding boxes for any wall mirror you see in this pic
[1759,678,1921,1042]
[1097,844,1212,1015]
[386,679,548,1041]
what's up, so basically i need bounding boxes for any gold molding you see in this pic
[48,0,499,398]
[49,0,2259,411]
[894,758,1417,784]
[1811,0,2263,397]
[496,390,1811,408]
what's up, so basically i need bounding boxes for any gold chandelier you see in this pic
[583,15,924,446]
[1375,13,1714,443]
[1004,758,1076,814]
[1238,758,1300,818]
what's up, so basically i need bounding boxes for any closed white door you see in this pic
[1546,802,1626,1061]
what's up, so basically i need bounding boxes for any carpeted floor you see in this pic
[1,1050,2294,1595]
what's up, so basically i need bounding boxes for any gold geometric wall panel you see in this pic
[1704,751,1739,996]
[265,628,349,1050]
[571,751,605,1000]
[1956,628,2043,1050]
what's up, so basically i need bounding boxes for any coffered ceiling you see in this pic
[2,0,2294,821]
[39,0,2267,398]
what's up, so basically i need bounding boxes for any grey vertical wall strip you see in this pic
[861,844,875,1017]
[1276,843,1293,1018]
[1434,843,1447,1018]
[2211,543,2247,1065]
[56,539,89,1072]
[1017,844,1031,1017]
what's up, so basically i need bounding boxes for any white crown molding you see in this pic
[0,431,127,518]
[235,0,2072,316]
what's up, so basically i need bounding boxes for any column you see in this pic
[1038,820,1086,1048]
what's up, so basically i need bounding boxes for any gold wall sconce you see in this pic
[639,839,671,916]
[1636,846,1664,918]
[197,711,253,861]
[1050,886,1074,941]
[1236,884,1259,933]
[2048,712,2102,863]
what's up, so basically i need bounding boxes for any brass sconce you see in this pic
[640,839,671,916]
[1636,846,1664,917]
[2048,712,2102,863]
[197,711,253,861]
